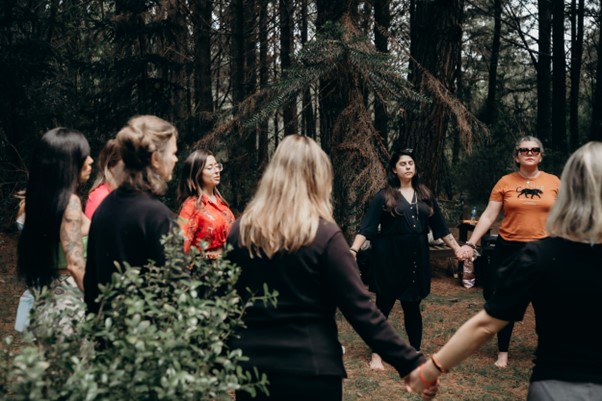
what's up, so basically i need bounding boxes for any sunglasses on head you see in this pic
[517,147,541,155]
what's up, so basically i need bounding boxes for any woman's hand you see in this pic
[405,363,439,400]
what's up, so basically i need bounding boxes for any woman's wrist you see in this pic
[349,248,358,254]
[464,241,477,250]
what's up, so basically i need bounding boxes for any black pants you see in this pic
[235,374,343,401]
[483,236,528,353]
[375,295,422,350]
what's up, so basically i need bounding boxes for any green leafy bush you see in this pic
[0,232,277,401]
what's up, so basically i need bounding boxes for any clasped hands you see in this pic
[405,363,439,400]
[455,244,476,262]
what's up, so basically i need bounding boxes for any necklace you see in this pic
[518,170,540,180]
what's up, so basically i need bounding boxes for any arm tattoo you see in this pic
[60,196,86,287]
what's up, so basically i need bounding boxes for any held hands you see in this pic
[455,244,475,262]
[405,363,439,400]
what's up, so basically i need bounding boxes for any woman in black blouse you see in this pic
[350,148,462,370]
[227,136,436,401]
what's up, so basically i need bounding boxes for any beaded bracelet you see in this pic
[349,248,358,254]
[464,241,477,250]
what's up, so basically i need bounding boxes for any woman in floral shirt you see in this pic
[177,149,235,259]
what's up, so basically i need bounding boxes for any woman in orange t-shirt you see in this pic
[458,136,560,368]
[177,150,235,259]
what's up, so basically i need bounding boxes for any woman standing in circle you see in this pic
[84,115,178,314]
[177,149,234,259]
[409,142,602,401]
[350,148,462,370]
[84,138,122,219]
[458,136,560,367]
[227,136,434,401]
[16,128,93,331]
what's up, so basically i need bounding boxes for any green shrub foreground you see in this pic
[0,232,278,401]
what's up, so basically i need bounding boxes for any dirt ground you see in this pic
[0,232,22,339]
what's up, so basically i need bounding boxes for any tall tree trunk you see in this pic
[257,0,269,167]
[316,0,348,154]
[551,0,567,150]
[373,0,390,145]
[229,0,255,211]
[537,0,552,144]
[403,0,464,193]
[300,0,316,138]
[569,0,584,150]
[481,0,501,126]
[591,5,602,141]
[280,0,297,135]
[193,0,214,143]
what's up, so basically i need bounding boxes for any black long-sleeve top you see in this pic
[226,219,425,378]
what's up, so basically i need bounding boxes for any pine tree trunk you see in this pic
[569,0,584,150]
[373,0,390,144]
[591,5,602,141]
[404,0,464,194]
[192,0,214,143]
[482,0,501,125]
[551,0,567,150]
[537,0,552,144]
[280,0,297,135]
[258,0,269,167]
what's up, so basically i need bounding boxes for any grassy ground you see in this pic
[0,232,535,400]
[338,263,536,401]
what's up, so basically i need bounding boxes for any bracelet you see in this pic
[431,354,449,374]
[349,248,358,254]
[464,241,477,250]
[418,364,437,387]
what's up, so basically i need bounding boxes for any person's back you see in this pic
[490,236,602,383]
[83,115,178,314]
[84,186,174,313]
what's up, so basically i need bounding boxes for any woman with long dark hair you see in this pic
[350,148,462,370]
[15,127,93,332]
[177,149,234,259]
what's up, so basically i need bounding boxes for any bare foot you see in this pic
[370,353,385,370]
[494,352,508,368]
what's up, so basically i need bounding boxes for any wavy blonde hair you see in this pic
[116,115,177,195]
[547,141,602,242]
[238,134,335,258]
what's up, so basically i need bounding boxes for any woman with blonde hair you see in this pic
[84,138,123,219]
[84,115,178,314]
[177,149,234,258]
[408,141,602,400]
[226,135,434,401]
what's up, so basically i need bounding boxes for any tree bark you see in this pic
[482,0,501,126]
[591,5,602,141]
[537,0,552,144]
[403,0,464,194]
[551,0,567,150]
[280,0,297,135]
[569,0,584,150]
[373,0,390,144]
[192,0,215,143]
[300,0,316,139]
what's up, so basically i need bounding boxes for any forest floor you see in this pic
[0,230,535,400]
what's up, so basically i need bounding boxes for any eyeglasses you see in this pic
[517,147,541,155]
[204,163,223,172]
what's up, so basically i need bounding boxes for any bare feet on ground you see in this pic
[369,353,385,370]
[494,352,508,368]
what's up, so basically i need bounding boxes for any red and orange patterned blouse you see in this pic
[178,194,235,257]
